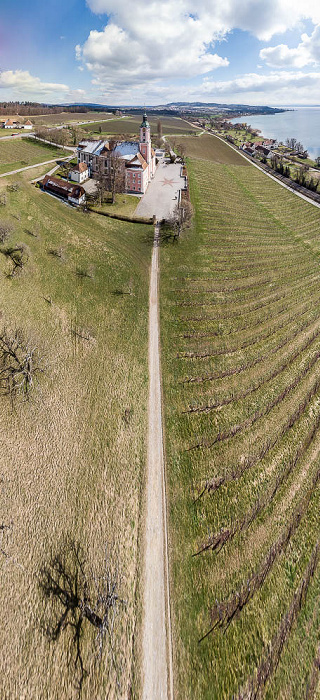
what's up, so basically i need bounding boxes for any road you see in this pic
[142,224,173,700]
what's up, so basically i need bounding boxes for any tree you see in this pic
[95,158,109,206]
[0,221,13,243]
[0,327,43,403]
[39,538,126,696]
[105,152,125,204]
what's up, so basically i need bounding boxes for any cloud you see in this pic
[78,20,228,95]
[86,0,320,41]
[260,24,320,67]
[0,70,69,97]
[77,0,320,98]
[194,69,320,104]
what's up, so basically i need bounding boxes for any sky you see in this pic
[1,0,320,106]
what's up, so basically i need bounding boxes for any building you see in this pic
[1,118,33,129]
[69,162,89,184]
[42,175,86,206]
[77,112,156,194]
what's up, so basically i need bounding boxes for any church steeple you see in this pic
[140,111,150,146]
[140,111,150,129]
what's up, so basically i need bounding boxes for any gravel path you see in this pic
[142,224,173,700]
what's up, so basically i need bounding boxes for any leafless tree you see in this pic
[0,221,13,244]
[3,243,29,276]
[0,328,43,403]
[105,151,125,204]
[39,538,127,697]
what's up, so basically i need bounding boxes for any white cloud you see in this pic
[260,24,320,67]
[77,0,320,98]
[195,70,320,104]
[0,70,69,97]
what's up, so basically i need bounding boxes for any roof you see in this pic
[126,152,148,170]
[42,175,85,199]
[24,120,33,125]
[70,162,89,173]
[114,141,140,160]
[5,119,14,126]
[77,139,109,156]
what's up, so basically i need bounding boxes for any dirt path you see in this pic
[142,224,173,699]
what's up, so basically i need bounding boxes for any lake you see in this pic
[231,107,320,159]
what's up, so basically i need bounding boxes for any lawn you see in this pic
[0,138,65,174]
[0,172,152,698]
[160,134,320,698]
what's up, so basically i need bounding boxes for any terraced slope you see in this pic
[161,143,320,699]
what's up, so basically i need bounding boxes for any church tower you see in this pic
[139,111,151,165]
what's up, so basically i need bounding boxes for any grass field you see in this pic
[83,116,197,138]
[0,172,152,698]
[160,133,320,698]
[0,138,65,174]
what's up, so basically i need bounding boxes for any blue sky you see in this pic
[1,0,320,105]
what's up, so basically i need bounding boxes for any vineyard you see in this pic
[160,137,320,698]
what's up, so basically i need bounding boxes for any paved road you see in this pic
[136,159,185,220]
[142,224,173,700]
[0,156,71,179]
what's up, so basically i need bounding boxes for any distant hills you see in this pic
[0,100,286,119]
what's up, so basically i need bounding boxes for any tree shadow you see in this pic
[39,537,126,698]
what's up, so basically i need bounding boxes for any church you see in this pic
[76,112,156,194]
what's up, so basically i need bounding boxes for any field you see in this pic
[30,111,114,126]
[160,134,320,698]
[0,171,152,698]
[178,132,250,165]
[0,138,65,174]
[83,116,197,138]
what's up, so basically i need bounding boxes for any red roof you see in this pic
[70,162,88,173]
[24,120,33,125]
[42,175,85,200]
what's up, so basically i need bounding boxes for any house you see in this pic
[3,119,15,129]
[77,112,156,195]
[255,145,272,158]
[41,175,86,206]
[1,118,33,130]
[69,162,89,184]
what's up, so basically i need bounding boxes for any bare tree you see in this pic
[3,243,29,276]
[39,538,126,697]
[0,221,13,244]
[95,158,109,206]
[105,151,125,204]
[0,328,43,403]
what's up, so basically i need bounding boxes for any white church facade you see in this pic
[76,112,156,195]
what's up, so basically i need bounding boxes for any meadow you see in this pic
[0,169,152,698]
[0,138,65,174]
[160,133,320,698]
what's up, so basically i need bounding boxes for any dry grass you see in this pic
[0,172,152,698]
[160,135,320,698]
